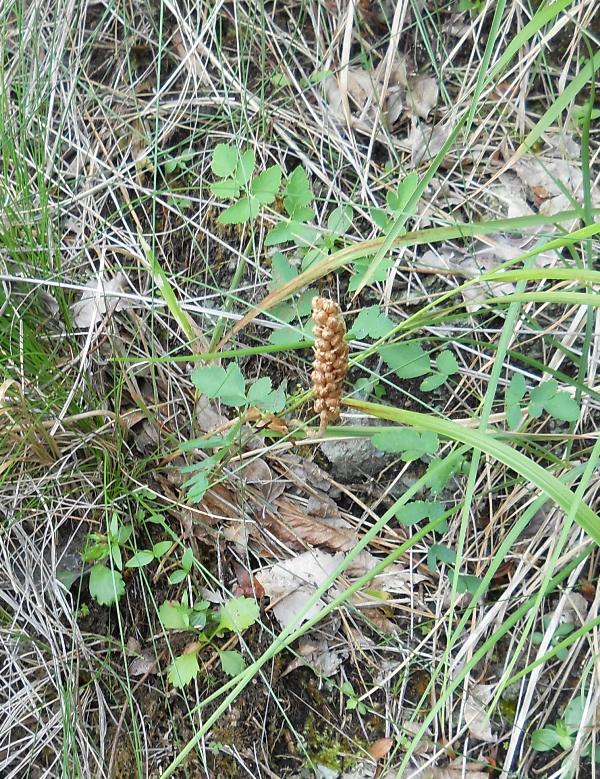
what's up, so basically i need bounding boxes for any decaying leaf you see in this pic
[382,760,489,779]
[284,635,348,678]
[256,550,343,629]
[325,58,438,132]
[369,737,394,760]
[410,121,451,165]
[263,498,357,551]
[71,272,131,328]
[464,683,495,742]
[406,74,438,120]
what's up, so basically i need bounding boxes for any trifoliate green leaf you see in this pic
[89,564,125,606]
[284,167,313,219]
[423,451,464,494]
[427,543,457,572]
[435,350,458,375]
[396,500,444,526]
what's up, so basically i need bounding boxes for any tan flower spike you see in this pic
[311,297,348,434]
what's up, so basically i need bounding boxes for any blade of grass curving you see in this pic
[342,399,600,544]
[216,208,595,349]
[157,452,467,778]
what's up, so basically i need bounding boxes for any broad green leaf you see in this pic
[152,540,172,558]
[191,364,245,405]
[219,649,246,676]
[159,600,190,630]
[544,392,580,423]
[184,471,210,503]
[530,379,558,403]
[327,205,353,235]
[269,326,313,346]
[252,164,282,204]
[191,365,227,396]
[370,207,390,231]
[531,727,561,752]
[181,547,194,571]
[89,564,125,606]
[423,452,465,494]
[380,343,430,379]
[211,144,238,177]
[246,377,273,404]
[419,373,447,393]
[125,550,154,568]
[168,651,199,688]
[386,173,419,215]
[218,196,260,225]
[168,569,188,585]
[210,179,240,199]
[219,596,259,633]
[436,350,458,375]
[235,149,255,186]
[456,574,482,594]
[270,253,298,291]
[564,697,585,733]
[265,220,319,247]
[284,167,313,219]
[505,373,527,429]
[350,306,394,339]
[301,247,329,271]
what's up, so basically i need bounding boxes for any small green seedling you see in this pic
[83,513,132,606]
[341,682,367,715]
[160,594,260,687]
[531,695,596,757]
[183,365,287,503]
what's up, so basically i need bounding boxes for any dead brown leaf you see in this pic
[369,738,393,761]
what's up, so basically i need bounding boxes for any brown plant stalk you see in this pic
[311,297,349,434]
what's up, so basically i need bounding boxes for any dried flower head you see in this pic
[311,297,348,434]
